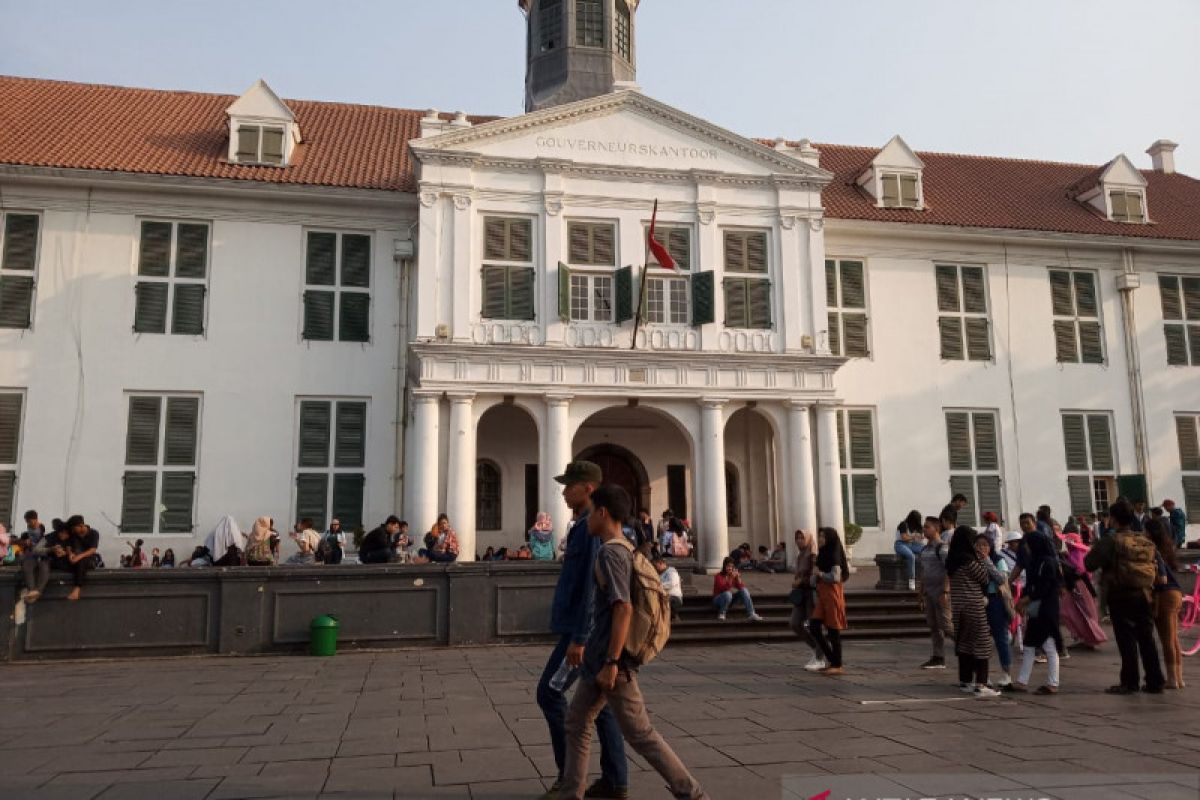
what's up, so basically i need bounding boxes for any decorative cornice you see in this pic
[543,191,564,216]
[452,192,473,211]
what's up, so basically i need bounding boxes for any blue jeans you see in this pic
[536,634,627,787]
[894,540,924,580]
[714,588,755,616]
[986,594,1012,672]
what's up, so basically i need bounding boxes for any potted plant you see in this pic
[843,522,863,569]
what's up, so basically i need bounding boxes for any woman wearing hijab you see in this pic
[790,529,823,671]
[946,525,999,696]
[1014,529,1062,694]
[245,516,275,566]
[809,527,849,676]
[1057,530,1106,649]
[205,515,246,566]
[975,533,1014,689]
[1146,518,1185,689]
[528,511,555,561]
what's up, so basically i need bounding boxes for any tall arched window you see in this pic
[725,461,742,528]
[476,461,502,531]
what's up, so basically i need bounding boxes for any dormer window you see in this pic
[235,125,285,165]
[225,79,300,168]
[1109,190,1145,223]
[881,172,920,209]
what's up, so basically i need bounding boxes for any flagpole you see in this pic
[630,199,656,351]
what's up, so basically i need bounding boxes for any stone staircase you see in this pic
[668,588,928,644]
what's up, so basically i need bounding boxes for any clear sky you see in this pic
[3,0,1198,175]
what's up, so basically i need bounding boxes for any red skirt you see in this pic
[812,581,848,630]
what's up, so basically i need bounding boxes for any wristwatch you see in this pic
[604,657,620,666]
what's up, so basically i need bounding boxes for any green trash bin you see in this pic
[310,614,339,657]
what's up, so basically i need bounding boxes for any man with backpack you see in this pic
[1084,499,1165,694]
[559,483,707,800]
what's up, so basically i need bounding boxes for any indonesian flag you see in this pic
[646,201,677,270]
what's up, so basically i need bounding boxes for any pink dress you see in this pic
[1059,536,1107,647]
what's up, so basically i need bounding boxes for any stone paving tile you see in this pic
[428,748,541,785]
[43,767,196,787]
[241,740,338,764]
[321,764,433,794]
[94,778,219,800]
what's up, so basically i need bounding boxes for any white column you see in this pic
[542,394,573,546]
[815,403,845,533]
[445,392,477,559]
[698,398,729,571]
[405,391,441,534]
[450,193,474,342]
[786,401,818,536]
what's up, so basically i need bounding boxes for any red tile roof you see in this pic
[3,76,1199,242]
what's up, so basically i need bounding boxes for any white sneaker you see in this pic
[804,658,827,672]
[908,578,916,591]
[975,685,1002,698]
[959,682,976,693]
[748,613,764,622]
[717,612,726,621]
[996,675,1013,687]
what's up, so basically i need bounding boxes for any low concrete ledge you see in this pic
[874,553,910,590]
[0,559,702,662]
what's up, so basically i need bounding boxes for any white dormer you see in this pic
[857,135,925,209]
[1075,154,1148,223]
[225,79,301,166]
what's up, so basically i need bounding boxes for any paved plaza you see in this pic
[2,636,1198,800]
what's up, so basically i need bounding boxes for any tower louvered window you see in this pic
[576,0,604,47]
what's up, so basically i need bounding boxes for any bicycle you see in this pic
[1181,564,1200,656]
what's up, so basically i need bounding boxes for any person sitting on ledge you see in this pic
[207,516,246,567]
[393,520,414,562]
[420,514,460,563]
[245,517,275,566]
[668,518,692,558]
[729,543,755,571]
[480,546,495,561]
[160,548,176,568]
[360,516,401,564]
[513,544,533,560]
[180,545,213,567]
[18,513,54,603]
[55,515,100,601]
[494,546,510,561]
[285,519,321,565]
[529,512,556,561]
[712,557,763,622]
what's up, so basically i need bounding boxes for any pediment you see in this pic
[1099,154,1147,188]
[872,135,924,170]
[226,79,295,122]
[411,91,832,182]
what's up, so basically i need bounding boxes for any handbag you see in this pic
[788,586,810,606]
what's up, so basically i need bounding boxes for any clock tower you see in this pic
[520,0,638,112]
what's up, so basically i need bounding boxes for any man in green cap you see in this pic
[537,461,628,800]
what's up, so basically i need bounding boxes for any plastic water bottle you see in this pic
[549,658,576,691]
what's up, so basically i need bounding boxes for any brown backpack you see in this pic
[595,538,672,665]
[1112,531,1157,594]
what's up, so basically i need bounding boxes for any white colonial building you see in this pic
[0,0,1197,566]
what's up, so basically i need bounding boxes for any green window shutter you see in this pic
[1182,477,1200,522]
[138,221,172,277]
[1177,416,1200,471]
[484,266,510,320]
[509,267,536,321]
[972,412,1000,471]
[261,128,284,164]
[120,471,157,533]
[298,401,331,468]
[667,228,690,271]
[723,278,748,328]
[339,293,370,342]
[1087,415,1113,471]
[851,474,879,527]
[556,262,571,322]
[2,214,39,271]
[1067,475,1094,515]
[484,218,508,261]
[976,475,1003,524]
[965,318,991,361]
[174,224,208,278]
[483,217,533,262]
[1190,325,1200,366]
[510,219,532,262]
[334,401,367,468]
[1165,325,1189,366]
[747,278,771,328]
[1159,275,1182,320]
[134,282,168,334]
[847,410,875,469]
[171,284,206,335]
[236,127,258,161]
[839,261,865,308]
[163,397,199,466]
[303,291,335,340]
[827,312,841,355]
[126,397,162,466]
[332,474,365,531]
[159,472,196,533]
[724,231,745,272]
[1182,277,1200,320]
[960,267,987,314]
[341,234,371,288]
[835,410,847,468]
[746,232,767,273]
[614,265,633,323]
[0,276,34,329]
[1078,321,1104,364]
[306,232,337,286]
[825,260,838,307]
[842,313,869,357]
[1049,270,1074,317]
[690,271,714,326]
[1117,474,1148,506]
[939,317,964,360]
[567,222,615,266]
[949,475,977,526]
[0,470,14,530]
[295,473,329,531]
[935,265,960,312]
[841,474,850,524]
[0,394,22,463]
[1073,272,1098,317]
[1061,414,1089,471]
[1053,320,1078,362]
[945,412,973,471]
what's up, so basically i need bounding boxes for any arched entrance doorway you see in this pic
[575,443,650,514]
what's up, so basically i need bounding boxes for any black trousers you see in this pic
[809,619,842,667]
[1109,592,1165,690]
[52,558,92,587]
[957,654,989,685]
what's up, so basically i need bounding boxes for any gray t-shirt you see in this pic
[583,540,634,677]
[917,540,948,596]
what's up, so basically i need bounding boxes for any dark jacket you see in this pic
[550,513,599,645]
[360,526,392,555]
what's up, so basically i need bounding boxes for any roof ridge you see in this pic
[810,140,1110,170]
